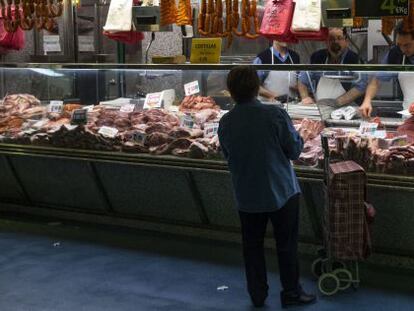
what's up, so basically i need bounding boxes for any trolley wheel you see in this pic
[311,258,324,278]
[318,273,340,296]
[320,260,346,274]
[333,268,353,291]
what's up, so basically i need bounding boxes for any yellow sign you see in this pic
[190,38,222,64]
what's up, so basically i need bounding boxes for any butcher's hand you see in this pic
[301,96,315,105]
[359,100,373,118]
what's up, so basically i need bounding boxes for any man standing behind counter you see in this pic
[253,41,300,101]
[297,28,366,107]
[360,21,414,117]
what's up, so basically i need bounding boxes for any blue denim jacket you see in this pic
[218,99,303,213]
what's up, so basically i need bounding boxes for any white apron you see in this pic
[398,55,414,110]
[261,48,295,99]
[316,56,346,101]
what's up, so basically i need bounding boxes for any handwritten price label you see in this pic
[48,101,63,113]
[98,126,119,138]
[144,92,163,109]
[184,81,200,96]
[203,122,219,138]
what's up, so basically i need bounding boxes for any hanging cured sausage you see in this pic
[176,0,192,26]
[160,0,177,26]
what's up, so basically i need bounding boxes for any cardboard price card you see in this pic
[48,100,63,113]
[359,122,378,135]
[120,103,136,113]
[203,122,219,138]
[144,92,163,109]
[133,131,147,144]
[98,126,119,138]
[184,81,200,96]
[190,38,222,64]
[71,109,88,125]
[180,114,195,129]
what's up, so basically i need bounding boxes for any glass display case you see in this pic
[0,63,413,176]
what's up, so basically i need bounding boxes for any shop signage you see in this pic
[48,101,63,113]
[98,126,119,138]
[184,80,200,96]
[144,92,163,109]
[43,35,62,53]
[71,109,88,125]
[355,0,409,17]
[203,122,219,138]
[78,36,95,52]
[190,38,222,64]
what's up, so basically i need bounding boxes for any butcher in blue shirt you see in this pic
[218,66,316,308]
[360,21,414,117]
[297,28,367,107]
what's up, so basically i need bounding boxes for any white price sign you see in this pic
[144,92,163,109]
[120,103,136,113]
[98,126,119,138]
[184,81,200,96]
[48,100,63,113]
[43,35,61,53]
[359,122,378,135]
[78,36,95,52]
[83,105,95,112]
[133,131,147,144]
[180,114,194,128]
[203,122,219,138]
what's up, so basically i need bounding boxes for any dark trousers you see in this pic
[238,194,300,299]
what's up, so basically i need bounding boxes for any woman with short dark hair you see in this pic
[218,66,316,309]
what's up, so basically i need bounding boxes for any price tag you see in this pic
[120,103,136,113]
[98,126,119,138]
[48,100,63,113]
[71,109,88,125]
[203,122,219,138]
[180,114,194,129]
[43,35,62,53]
[359,122,378,135]
[184,81,200,96]
[133,131,147,144]
[144,92,163,109]
[83,105,95,112]
[32,119,49,129]
[78,36,95,52]
[64,124,78,131]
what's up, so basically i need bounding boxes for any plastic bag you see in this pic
[291,27,329,41]
[0,6,25,51]
[260,0,296,41]
[103,30,144,45]
[103,0,133,32]
[291,0,322,32]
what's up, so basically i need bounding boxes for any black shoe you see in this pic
[250,294,267,308]
[280,289,317,308]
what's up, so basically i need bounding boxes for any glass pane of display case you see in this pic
[0,64,413,177]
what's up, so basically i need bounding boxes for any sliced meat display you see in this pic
[179,95,220,112]
[1,93,413,170]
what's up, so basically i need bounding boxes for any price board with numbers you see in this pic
[355,0,409,17]
[71,109,88,125]
[190,38,222,64]
[184,81,200,96]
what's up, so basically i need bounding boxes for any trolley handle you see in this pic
[321,134,330,160]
